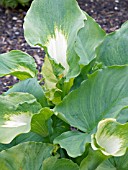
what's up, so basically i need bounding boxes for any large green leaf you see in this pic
[54,131,90,158]
[80,148,108,170]
[75,12,106,65]
[0,92,42,114]
[55,66,128,131]
[55,66,128,156]
[43,157,79,170]
[12,132,44,144]
[117,106,128,123]
[0,143,13,153]
[5,78,48,107]
[0,132,44,152]
[0,50,37,80]
[31,108,54,137]
[24,0,86,79]
[92,119,128,156]
[97,21,128,66]
[49,115,70,142]
[96,149,128,170]
[32,110,70,142]
[0,142,53,170]
[0,92,41,144]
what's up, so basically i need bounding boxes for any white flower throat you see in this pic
[47,29,69,74]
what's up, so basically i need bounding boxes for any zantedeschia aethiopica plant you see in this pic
[0,0,128,169]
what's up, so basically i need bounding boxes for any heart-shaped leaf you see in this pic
[31,108,54,137]
[5,78,48,107]
[0,92,41,144]
[24,0,86,78]
[0,50,37,80]
[43,157,79,170]
[96,149,128,170]
[75,12,106,66]
[97,21,128,66]
[0,142,53,170]
[92,119,128,156]
[55,66,128,156]
[54,131,90,158]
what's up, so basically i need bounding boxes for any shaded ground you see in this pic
[0,0,128,93]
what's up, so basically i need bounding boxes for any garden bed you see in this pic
[0,0,128,93]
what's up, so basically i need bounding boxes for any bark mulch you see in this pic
[0,0,128,94]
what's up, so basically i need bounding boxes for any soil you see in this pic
[0,0,128,94]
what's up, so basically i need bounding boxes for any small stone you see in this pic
[13,27,17,31]
[12,17,17,20]
[15,32,20,35]
[114,6,118,10]
[17,20,22,23]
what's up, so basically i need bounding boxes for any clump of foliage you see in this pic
[0,0,31,8]
[0,0,128,169]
